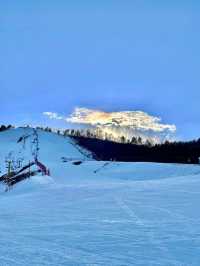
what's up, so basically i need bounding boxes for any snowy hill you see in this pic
[0,127,90,169]
[1,128,200,265]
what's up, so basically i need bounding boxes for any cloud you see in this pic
[43,107,176,142]
[66,107,176,133]
[43,112,64,120]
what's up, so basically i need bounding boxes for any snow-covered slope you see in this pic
[0,127,90,174]
[1,128,200,265]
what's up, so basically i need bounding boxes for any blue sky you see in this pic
[1,1,200,140]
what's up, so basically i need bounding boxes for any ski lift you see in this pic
[31,128,40,160]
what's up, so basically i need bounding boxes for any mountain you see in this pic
[1,127,200,265]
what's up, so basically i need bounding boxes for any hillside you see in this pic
[72,135,200,164]
[1,128,200,265]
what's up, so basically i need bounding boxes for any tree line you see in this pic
[71,135,200,164]
[0,125,13,132]
[39,127,148,145]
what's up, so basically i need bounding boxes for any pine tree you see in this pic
[120,136,126,143]
[131,136,137,144]
[137,137,142,145]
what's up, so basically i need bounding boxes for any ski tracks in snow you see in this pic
[114,196,187,266]
[114,197,144,226]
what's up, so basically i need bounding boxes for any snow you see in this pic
[1,128,200,265]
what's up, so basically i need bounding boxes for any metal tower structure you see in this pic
[31,128,40,161]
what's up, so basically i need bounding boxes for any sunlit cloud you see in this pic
[43,107,176,143]
[66,107,176,133]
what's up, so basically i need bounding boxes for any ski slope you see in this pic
[0,127,90,174]
[1,128,200,265]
